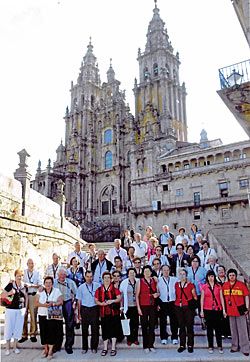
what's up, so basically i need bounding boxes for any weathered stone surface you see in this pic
[1,237,11,253]
[0,174,84,282]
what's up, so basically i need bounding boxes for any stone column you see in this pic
[14,149,31,216]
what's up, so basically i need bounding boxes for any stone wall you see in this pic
[208,224,250,286]
[0,173,83,288]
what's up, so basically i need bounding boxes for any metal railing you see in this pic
[218,59,250,89]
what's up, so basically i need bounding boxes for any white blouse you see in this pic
[37,287,62,316]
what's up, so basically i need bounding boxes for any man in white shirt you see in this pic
[106,239,127,265]
[19,258,43,343]
[44,253,61,280]
[197,240,217,268]
[158,225,175,247]
[91,250,113,284]
[131,233,147,264]
[67,241,88,268]
[158,265,178,345]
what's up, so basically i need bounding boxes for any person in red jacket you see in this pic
[222,268,249,356]
[136,265,159,353]
[175,267,197,353]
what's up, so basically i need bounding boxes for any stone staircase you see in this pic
[82,242,114,254]
[1,241,249,360]
[1,314,247,362]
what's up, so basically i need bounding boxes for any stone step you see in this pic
[0,324,211,338]
[0,347,248,362]
[0,335,232,350]
[82,242,114,253]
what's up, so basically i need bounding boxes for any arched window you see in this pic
[105,151,113,169]
[104,129,112,144]
[128,182,131,201]
[153,63,158,76]
[127,151,131,165]
[91,95,95,107]
[165,64,170,77]
[144,67,149,80]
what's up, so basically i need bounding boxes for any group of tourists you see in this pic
[1,223,249,358]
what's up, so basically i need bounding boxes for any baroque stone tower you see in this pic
[32,1,188,239]
[134,0,187,145]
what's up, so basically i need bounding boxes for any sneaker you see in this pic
[172,339,178,345]
[144,348,150,354]
[161,339,167,345]
[134,341,139,345]
[127,341,132,346]
[218,348,224,354]
[5,350,10,356]
[208,348,214,354]
[150,348,156,353]
[30,336,37,343]
[14,348,20,354]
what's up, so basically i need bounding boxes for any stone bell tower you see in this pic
[133,0,187,144]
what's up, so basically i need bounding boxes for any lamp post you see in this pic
[227,69,243,86]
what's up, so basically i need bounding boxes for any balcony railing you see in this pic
[218,59,250,89]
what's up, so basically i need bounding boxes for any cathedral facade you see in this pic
[32,2,250,240]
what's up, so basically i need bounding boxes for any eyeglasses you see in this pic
[176,247,183,250]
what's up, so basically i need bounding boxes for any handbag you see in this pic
[0,296,13,307]
[237,304,248,316]
[180,285,196,311]
[188,299,197,311]
[121,314,130,336]
[47,305,63,320]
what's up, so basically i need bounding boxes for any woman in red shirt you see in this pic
[175,267,197,353]
[200,270,226,354]
[95,272,121,357]
[136,265,159,353]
